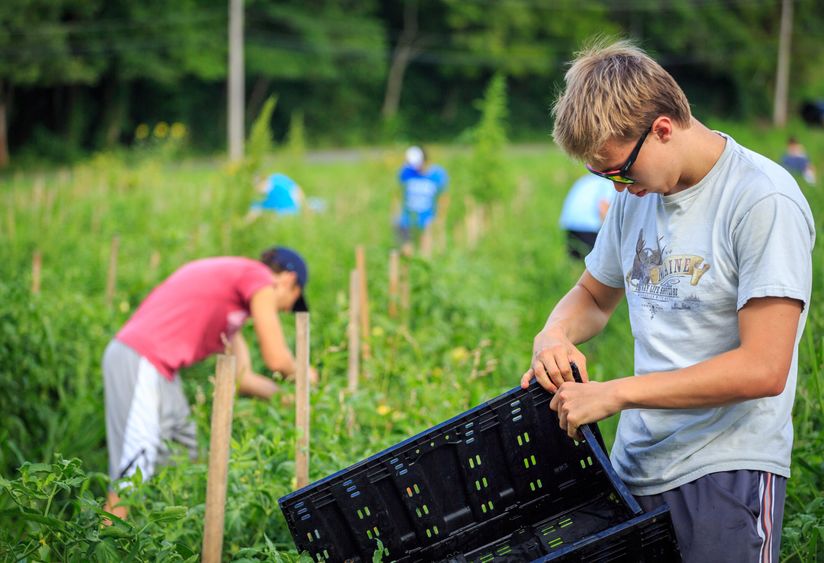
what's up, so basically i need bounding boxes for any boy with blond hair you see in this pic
[523,39,814,561]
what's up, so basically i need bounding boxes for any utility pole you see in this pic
[773,0,793,127]
[228,0,244,161]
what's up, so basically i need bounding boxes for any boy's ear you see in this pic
[281,270,299,287]
[653,116,674,142]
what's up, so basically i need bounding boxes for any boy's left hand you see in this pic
[549,379,622,439]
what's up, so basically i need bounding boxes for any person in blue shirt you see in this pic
[250,173,305,216]
[780,137,817,185]
[559,174,615,259]
[396,146,449,242]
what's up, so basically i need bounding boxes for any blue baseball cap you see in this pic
[260,246,309,312]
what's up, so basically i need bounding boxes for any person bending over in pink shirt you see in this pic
[102,246,315,519]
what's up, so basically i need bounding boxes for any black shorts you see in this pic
[636,470,786,563]
[565,230,598,260]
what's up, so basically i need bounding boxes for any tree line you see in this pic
[2,0,823,166]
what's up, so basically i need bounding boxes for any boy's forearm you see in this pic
[265,352,296,379]
[541,283,613,345]
[237,372,279,399]
[612,347,786,411]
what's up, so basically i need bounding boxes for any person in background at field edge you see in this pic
[559,174,616,259]
[780,137,817,185]
[102,246,317,520]
[248,172,305,217]
[524,39,814,562]
[395,146,449,243]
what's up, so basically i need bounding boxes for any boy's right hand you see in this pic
[521,327,588,393]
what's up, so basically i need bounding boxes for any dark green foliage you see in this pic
[0,456,199,561]
[5,1,824,164]
[0,282,111,476]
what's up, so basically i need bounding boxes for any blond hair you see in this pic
[552,38,692,162]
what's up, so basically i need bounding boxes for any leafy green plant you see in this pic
[0,282,111,476]
[287,111,306,163]
[0,456,196,562]
[246,96,279,181]
[467,73,511,204]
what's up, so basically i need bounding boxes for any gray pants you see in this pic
[636,470,786,563]
[103,339,198,484]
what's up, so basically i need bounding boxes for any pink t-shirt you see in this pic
[117,257,273,380]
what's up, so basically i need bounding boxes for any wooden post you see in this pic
[419,228,433,259]
[32,250,41,295]
[295,312,310,489]
[435,195,450,254]
[388,249,400,319]
[466,204,484,249]
[355,245,371,359]
[6,206,15,241]
[32,178,44,213]
[227,0,245,162]
[201,354,237,563]
[400,243,413,318]
[773,0,793,127]
[44,187,56,227]
[347,269,360,393]
[221,223,231,254]
[149,250,161,273]
[197,223,208,252]
[91,206,102,234]
[464,197,476,249]
[106,236,120,308]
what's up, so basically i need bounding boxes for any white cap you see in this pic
[405,146,424,168]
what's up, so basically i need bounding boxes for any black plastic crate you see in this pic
[278,376,681,562]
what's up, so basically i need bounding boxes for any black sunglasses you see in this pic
[586,125,653,185]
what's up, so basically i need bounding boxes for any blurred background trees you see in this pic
[2,0,823,166]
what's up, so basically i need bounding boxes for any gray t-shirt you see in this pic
[585,133,815,496]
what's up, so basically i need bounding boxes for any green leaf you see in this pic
[99,525,132,540]
[7,508,65,529]
[148,505,188,522]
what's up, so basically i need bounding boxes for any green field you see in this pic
[1,125,823,560]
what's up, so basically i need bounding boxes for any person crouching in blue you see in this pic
[249,173,305,217]
[396,146,448,242]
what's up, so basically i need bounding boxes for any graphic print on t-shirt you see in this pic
[625,228,711,319]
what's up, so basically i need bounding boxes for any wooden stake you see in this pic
[295,312,311,490]
[149,250,161,273]
[32,177,44,212]
[347,269,360,393]
[400,243,413,318]
[464,198,475,249]
[201,354,237,563]
[435,195,450,253]
[196,223,208,251]
[91,206,102,234]
[228,0,245,162]
[106,236,120,307]
[221,223,231,254]
[355,245,371,359]
[466,204,484,249]
[6,205,15,241]
[44,187,56,227]
[419,228,433,259]
[388,249,400,319]
[773,0,793,126]
[32,250,41,295]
